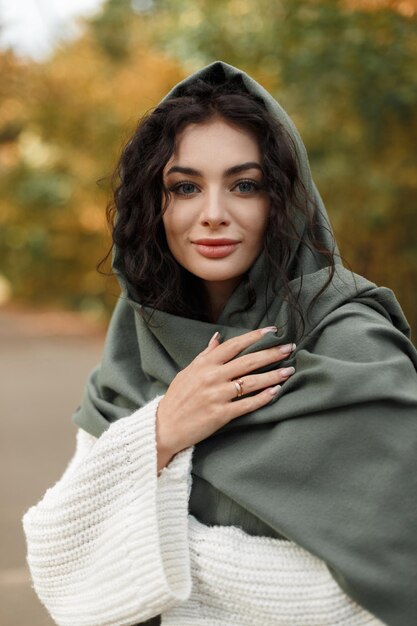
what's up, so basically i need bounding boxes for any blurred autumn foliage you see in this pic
[0,0,416,337]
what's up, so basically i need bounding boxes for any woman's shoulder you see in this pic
[320,298,409,338]
[302,297,417,388]
[296,265,415,360]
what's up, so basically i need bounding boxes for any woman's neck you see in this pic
[203,277,242,323]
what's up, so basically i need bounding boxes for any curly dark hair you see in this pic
[100,76,336,327]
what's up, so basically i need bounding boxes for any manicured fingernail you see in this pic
[281,366,295,378]
[269,384,281,396]
[208,331,220,346]
[260,326,277,336]
[279,343,296,354]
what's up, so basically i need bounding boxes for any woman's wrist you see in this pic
[156,398,176,475]
[157,446,175,475]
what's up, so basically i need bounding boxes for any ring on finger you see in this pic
[233,378,244,398]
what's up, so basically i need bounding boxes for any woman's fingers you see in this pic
[207,331,221,348]
[225,384,283,421]
[208,326,278,363]
[158,328,296,460]
[227,367,295,399]
[198,331,221,357]
[223,343,295,380]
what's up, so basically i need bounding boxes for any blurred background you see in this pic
[0,0,416,624]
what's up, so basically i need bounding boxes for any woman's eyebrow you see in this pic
[224,162,263,176]
[165,165,202,177]
[165,162,263,177]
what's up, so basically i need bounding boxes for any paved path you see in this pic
[0,309,105,625]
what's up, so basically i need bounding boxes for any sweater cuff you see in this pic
[114,396,193,607]
[23,395,192,626]
[158,446,194,486]
[156,442,194,603]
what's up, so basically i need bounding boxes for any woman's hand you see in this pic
[156,327,295,472]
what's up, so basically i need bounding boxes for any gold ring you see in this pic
[233,378,244,398]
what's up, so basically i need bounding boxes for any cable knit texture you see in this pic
[23,398,385,626]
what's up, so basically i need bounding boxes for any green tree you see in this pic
[150,0,417,334]
[0,29,184,317]
[1,0,416,337]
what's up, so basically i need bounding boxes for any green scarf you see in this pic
[73,62,417,626]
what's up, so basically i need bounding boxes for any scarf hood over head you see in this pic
[73,62,417,626]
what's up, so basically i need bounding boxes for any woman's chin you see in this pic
[192,269,244,284]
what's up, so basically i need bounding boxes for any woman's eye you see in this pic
[234,180,259,193]
[173,182,199,195]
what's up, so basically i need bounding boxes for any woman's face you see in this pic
[162,118,270,298]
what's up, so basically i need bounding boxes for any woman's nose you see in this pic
[200,189,230,227]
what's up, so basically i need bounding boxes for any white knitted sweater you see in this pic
[23,397,385,626]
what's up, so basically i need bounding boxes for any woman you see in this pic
[23,62,417,626]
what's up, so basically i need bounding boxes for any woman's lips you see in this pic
[192,239,240,259]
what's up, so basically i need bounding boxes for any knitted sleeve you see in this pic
[23,396,386,626]
[162,516,385,626]
[22,396,194,626]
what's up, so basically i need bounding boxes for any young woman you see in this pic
[23,62,417,626]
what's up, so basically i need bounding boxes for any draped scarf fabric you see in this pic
[73,62,417,626]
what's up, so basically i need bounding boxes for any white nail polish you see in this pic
[269,384,281,396]
[260,326,277,336]
[279,343,296,354]
[208,331,220,346]
[281,366,295,377]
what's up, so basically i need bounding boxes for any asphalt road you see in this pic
[0,309,105,626]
